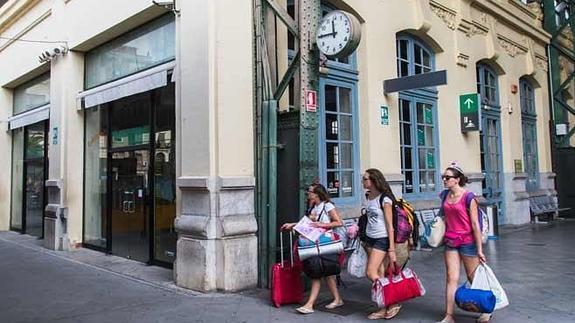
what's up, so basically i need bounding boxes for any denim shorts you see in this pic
[364,236,390,252]
[445,243,478,257]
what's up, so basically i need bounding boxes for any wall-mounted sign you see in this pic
[384,70,447,94]
[380,106,389,125]
[460,93,481,132]
[514,159,523,173]
[306,90,317,112]
[52,126,58,145]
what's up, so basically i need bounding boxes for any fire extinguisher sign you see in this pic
[306,90,317,112]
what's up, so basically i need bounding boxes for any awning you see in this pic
[8,104,50,130]
[77,60,176,109]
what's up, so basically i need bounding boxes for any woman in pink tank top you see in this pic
[436,163,489,323]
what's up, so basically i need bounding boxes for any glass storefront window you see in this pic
[84,106,108,248]
[153,83,176,263]
[85,14,175,89]
[13,74,50,115]
[10,128,24,230]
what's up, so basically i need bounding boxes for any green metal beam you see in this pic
[544,0,574,146]
[298,0,320,216]
[274,50,300,101]
[265,0,300,38]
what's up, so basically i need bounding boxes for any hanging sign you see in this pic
[306,90,317,112]
[460,93,481,132]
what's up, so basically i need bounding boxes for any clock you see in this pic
[316,10,361,59]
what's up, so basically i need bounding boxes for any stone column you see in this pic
[43,0,85,250]
[43,50,84,251]
[0,88,12,231]
[174,0,257,292]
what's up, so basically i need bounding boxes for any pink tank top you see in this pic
[443,191,474,246]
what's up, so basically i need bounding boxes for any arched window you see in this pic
[520,78,539,191]
[396,35,439,195]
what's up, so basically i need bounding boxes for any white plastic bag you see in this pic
[347,240,367,278]
[427,216,445,248]
[471,263,509,310]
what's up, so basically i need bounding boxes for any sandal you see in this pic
[295,306,314,314]
[325,300,344,309]
[368,309,387,320]
[384,304,402,319]
[436,313,455,323]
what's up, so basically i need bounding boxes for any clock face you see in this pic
[316,10,360,58]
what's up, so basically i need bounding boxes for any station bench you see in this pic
[529,195,571,223]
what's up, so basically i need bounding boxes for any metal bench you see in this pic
[529,195,571,223]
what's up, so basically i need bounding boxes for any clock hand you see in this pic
[318,32,337,38]
[331,20,335,38]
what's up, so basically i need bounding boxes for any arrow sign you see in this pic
[459,93,481,132]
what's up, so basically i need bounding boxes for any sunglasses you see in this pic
[442,175,456,180]
[362,177,370,181]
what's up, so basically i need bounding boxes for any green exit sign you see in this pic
[459,93,481,132]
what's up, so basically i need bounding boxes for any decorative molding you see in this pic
[526,1,543,28]
[535,54,548,72]
[430,0,457,30]
[457,52,470,67]
[0,8,51,53]
[458,18,488,38]
[497,35,528,57]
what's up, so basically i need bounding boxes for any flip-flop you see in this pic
[296,306,314,314]
[367,310,387,320]
[436,313,455,323]
[325,301,344,309]
[384,304,402,319]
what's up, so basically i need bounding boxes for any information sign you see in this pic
[460,93,481,132]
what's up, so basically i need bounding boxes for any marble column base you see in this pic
[174,176,258,292]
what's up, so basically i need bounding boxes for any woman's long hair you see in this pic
[312,183,332,203]
[365,168,396,201]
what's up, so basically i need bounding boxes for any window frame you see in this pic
[520,78,539,191]
[83,14,175,90]
[12,73,50,116]
[396,35,440,198]
[319,76,360,205]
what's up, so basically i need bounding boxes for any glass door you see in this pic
[84,84,176,266]
[110,149,150,262]
[23,122,47,238]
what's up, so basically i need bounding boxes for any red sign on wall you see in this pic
[306,90,317,112]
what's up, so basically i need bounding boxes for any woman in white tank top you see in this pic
[281,183,344,314]
[362,168,401,320]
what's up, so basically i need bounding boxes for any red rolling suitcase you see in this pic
[271,231,303,308]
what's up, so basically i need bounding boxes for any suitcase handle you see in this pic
[280,230,294,268]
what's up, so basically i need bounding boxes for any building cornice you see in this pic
[473,0,550,45]
[0,0,40,35]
